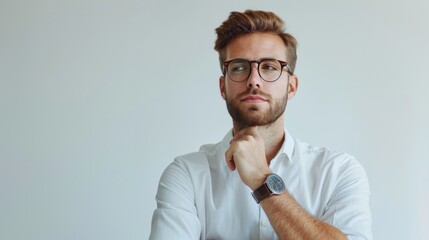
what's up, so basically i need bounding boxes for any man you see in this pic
[150,10,372,240]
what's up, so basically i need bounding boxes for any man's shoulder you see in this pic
[293,137,361,170]
[173,141,225,170]
[292,137,369,191]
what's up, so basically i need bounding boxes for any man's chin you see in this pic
[235,114,273,127]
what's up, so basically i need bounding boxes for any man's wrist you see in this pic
[249,171,271,191]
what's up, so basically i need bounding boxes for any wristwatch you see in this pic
[251,173,286,203]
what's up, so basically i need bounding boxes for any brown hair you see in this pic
[214,10,298,73]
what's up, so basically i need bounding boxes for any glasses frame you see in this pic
[223,58,293,82]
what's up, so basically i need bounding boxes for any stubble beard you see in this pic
[225,89,288,130]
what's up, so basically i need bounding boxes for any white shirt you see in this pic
[150,130,372,240]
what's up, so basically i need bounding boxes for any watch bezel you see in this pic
[266,173,286,194]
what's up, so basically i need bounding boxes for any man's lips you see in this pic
[240,95,268,103]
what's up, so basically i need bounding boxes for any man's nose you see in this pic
[246,65,262,88]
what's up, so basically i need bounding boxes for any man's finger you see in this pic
[224,147,236,171]
[230,133,252,145]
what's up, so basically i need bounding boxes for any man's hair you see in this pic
[214,10,298,74]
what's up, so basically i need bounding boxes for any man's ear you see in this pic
[219,76,226,100]
[287,75,299,100]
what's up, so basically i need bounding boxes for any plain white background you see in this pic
[1,0,428,239]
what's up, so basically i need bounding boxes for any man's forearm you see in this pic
[261,192,347,240]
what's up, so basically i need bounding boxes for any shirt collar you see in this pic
[284,129,295,164]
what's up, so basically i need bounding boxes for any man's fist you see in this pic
[225,126,271,190]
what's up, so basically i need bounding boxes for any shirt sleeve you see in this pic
[149,158,201,240]
[321,157,373,240]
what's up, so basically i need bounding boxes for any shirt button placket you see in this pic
[258,205,273,239]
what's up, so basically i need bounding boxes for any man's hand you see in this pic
[225,126,271,190]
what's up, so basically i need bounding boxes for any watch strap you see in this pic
[251,183,271,203]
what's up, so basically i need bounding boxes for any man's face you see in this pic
[219,32,298,128]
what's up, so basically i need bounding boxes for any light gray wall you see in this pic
[1,0,428,239]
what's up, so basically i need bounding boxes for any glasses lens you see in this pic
[259,60,282,82]
[227,60,250,82]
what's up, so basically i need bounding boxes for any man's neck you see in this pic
[232,117,285,163]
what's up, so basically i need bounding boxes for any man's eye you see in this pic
[261,63,278,71]
[232,66,244,72]
[231,65,248,73]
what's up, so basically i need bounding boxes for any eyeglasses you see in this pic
[223,58,292,82]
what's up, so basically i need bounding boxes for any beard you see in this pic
[225,88,288,129]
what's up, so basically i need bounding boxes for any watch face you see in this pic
[267,174,285,194]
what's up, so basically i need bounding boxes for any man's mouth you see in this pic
[241,95,268,103]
